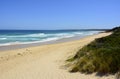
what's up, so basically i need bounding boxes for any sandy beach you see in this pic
[0,32,115,79]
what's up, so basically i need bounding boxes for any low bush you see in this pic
[68,27,120,76]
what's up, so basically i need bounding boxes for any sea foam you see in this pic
[0,30,100,46]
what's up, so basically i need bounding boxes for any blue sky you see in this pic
[0,0,120,29]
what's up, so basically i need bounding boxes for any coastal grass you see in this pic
[67,27,120,76]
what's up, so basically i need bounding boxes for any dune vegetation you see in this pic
[67,27,120,77]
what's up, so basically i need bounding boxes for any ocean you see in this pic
[0,30,101,46]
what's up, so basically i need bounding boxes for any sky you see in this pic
[0,0,120,30]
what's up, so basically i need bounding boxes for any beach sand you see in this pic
[0,32,115,79]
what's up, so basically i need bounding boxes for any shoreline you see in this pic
[0,32,114,79]
[0,34,95,51]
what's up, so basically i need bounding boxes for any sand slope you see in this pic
[0,32,115,79]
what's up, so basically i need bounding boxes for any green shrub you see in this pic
[68,26,120,76]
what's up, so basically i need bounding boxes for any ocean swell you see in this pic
[0,31,100,46]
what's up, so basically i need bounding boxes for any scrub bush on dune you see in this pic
[68,27,120,78]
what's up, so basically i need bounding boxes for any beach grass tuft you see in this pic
[68,26,120,77]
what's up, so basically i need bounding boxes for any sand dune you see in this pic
[0,32,115,79]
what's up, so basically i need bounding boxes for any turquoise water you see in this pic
[0,30,101,46]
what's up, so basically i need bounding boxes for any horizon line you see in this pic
[0,28,110,31]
